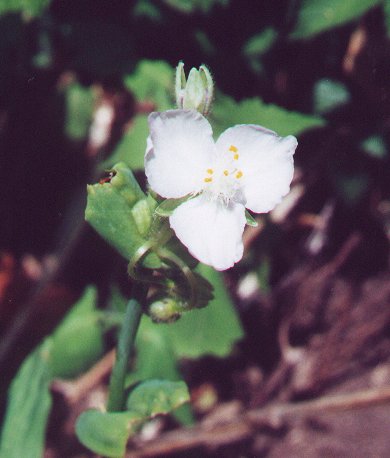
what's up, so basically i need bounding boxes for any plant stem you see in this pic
[107,284,146,412]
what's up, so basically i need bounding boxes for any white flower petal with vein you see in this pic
[145,109,297,270]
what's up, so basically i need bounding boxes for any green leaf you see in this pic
[313,78,350,114]
[103,115,149,171]
[63,81,95,141]
[211,94,325,138]
[385,0,390,36]
[290,0,382,40]
[162,264,243,358]
[130,317,181,384]
[124,60,174,111]
[76,409,143,458]
[130,317,194,425]
[76,380,189,457]
[85,162,160,268]
[50,286,104,379]
[0,0,51,18]
[361,135,387,159]
[0,340,52,458]
[243,28,278,58]
[126,380,189,416]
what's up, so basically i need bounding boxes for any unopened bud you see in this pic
[148,297,186,323]
[175,62,214,115]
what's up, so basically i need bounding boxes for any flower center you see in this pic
[202,144,244,203]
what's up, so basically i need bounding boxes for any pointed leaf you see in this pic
[0,340,52,458]
[76,380,189,457]
[76,409,143,458]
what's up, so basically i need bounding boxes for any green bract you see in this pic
[85,162,161,268]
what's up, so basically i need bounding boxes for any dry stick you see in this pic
[126,385,390,458]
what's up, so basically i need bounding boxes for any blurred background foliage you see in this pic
[1,0,390,457]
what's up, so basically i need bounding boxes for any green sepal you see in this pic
[85,162,160,268]
[154,195,193,217]
[245,210,258,227]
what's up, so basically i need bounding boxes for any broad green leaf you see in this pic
[0,340,52,458]
[124,60,174,111]
[313,78,350,114]
[130,317,181,384]
[0,0,51,18]
[103,115,149,170]
[162,264,243,358]
[63,81,94,140]
[76,380,189,457]
[50,287,104,379]
[212,94,325,138]
[130,317,194,425]
[76,409,143,458]
[290,0,382,40]
[85,162,160,268]
[126,380,189,416]
[243,28,278,58]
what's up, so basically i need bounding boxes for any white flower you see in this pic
[145,109,297,271]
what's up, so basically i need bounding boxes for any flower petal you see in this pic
[145,110,215,198]
[216,124,297,213]
[169,195,246,271]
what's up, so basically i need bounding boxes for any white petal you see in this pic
[169,195,246,271]
[145,110,215,198]
[216,124,297,213]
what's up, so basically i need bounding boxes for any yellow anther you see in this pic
[233,153,239,160]
[223,170,229,176]
[236,170,243,179]
[204,177,213,183]
[206,168,214,174]
[229,145,238,152]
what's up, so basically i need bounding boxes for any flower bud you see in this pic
[148,297,186,323]
[175,62,214,115]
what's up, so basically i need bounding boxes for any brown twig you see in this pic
[126,385,390,458]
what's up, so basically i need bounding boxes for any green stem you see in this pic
[107,284,146,412]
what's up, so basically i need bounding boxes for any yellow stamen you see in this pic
[206,168,214,174]
[223,170,229,176]
[236,170,243,179]
[204,177,213,183]
[229,145,238,152]
[233,153,239,160]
